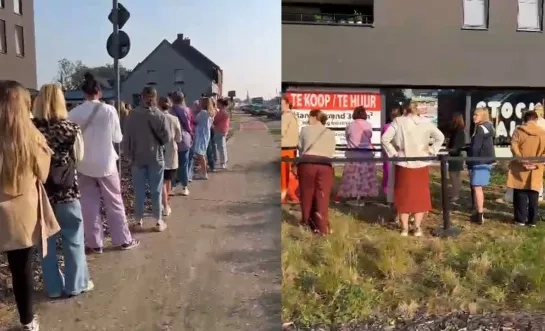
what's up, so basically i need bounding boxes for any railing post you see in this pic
[432,154,461,238]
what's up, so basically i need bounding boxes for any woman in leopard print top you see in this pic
[32,84,94,299]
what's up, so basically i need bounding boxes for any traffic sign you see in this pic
[107,30,131,60]
[108,3,130,30]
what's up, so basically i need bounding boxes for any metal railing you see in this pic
[282,153,545,238]
[282,12,374,25]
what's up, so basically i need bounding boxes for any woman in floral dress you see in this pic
[337,106,379,200]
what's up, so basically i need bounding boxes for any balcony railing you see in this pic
[282,12,373,25]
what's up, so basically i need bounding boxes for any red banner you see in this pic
[286,91,381,111]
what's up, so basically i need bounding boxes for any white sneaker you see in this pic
[134,219,144,228]
[181,187,190,196]
[163,205,171,217]
[400,230,409,237]
[22,317,39,331]
[155,219,167,232]
[413,228,423,237]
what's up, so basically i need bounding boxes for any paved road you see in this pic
[34,115,281,331]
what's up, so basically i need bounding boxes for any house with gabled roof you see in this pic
[121,33,223,107]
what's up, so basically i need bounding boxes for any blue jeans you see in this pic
[214,132,228,165]
[40,200,91,297]
[132,163,164,220]
[175,149,191,187]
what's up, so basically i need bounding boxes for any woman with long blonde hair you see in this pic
[0,81,59,331]
[193,97,215,179]
[32,84,94,299]
[467,107,496,224]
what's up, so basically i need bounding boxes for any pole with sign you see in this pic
[107,1,130,171]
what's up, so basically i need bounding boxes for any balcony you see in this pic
[282,3,373,26]
[282,11,373,25]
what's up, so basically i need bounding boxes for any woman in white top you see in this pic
[158,96,181,216]
[68,73,139,253]
[381,103,445,237]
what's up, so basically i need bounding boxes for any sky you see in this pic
[35,0,280,99]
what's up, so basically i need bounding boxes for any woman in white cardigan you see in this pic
[381,103,444,237]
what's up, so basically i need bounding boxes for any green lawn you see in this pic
[282,165,545,327]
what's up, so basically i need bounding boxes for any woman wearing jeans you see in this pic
[123,87,172,231]
[213,98,231,169]
[68,73,139,253]
[0,80,60,331]
[171,92,193,196]
[33,84,94,298]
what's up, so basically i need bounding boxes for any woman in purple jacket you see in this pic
[170,92,193,196]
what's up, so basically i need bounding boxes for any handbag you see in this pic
[45,146,76,191]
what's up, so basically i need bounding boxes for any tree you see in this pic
[56,58,85,90]
[55,58,131,91]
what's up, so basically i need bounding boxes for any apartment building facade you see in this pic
[0,0,37,89]
[282,0,545,150]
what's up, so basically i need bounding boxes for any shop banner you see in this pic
[286,91,382,129]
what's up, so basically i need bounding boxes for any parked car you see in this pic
[267,105,280,118]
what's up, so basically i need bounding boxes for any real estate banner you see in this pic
[285,91,382,156]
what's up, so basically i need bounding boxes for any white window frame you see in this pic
[14,25,24,56]
[13,0,21,15]
[462,0,489,30]
[0,0,5,9]
[174,69,184,84]
[517,0,543,32]
[0,20,5,54]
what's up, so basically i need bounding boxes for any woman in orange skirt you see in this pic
[281,96,300,203]
[381,103,445,237]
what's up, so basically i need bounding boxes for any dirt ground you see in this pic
[4,116,281,331]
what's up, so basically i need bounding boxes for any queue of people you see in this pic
[285,97,545,238]
[0,74,231,330]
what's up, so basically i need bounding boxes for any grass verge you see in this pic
[282,165,545,327]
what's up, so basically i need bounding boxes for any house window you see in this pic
[14,25,24,56]
[146,70,157,85]
[174,69,184,84]
[518,0,543,31]
[462,0,488,29]
[282,3,374,25]
[132,94,140,106]
[0,0,4,9]
[0,20,5,54]
[13,0,21,15]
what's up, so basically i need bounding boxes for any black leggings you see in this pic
[6,247,34,325]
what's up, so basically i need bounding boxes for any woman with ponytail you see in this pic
[68,73,140,253]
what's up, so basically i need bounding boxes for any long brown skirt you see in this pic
[394,165,432,214]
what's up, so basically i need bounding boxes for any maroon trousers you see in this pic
[297,162,334,234]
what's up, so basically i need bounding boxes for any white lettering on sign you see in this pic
[289,92,379,110]
[476,101,536,139]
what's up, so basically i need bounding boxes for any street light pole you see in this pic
[112,0,122,172]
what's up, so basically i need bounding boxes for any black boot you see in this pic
[475,212,484,225]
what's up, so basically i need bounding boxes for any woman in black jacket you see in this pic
[447,113,466,202]
[467,107,496,224]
